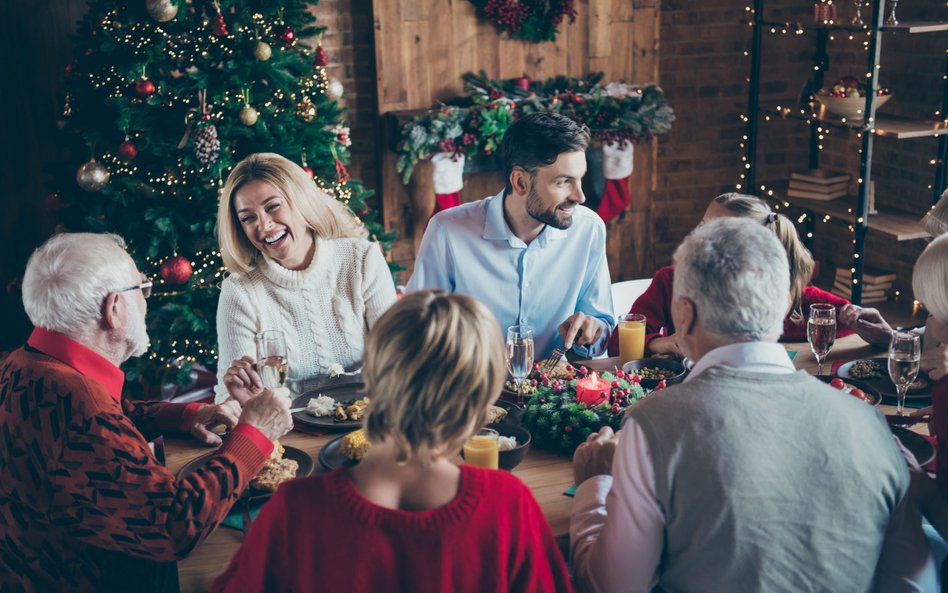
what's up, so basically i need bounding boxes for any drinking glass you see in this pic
[255,330,289,389]
[506,325,534,406]
[807,304,837,376]
[888,332,921,415]
[463,428,499,469]
[618,314,647,364]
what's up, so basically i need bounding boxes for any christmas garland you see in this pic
[395,72,675,184]
[521,365,653,456]
[469,0,577,44]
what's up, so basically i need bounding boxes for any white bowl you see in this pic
[816,93,892,121]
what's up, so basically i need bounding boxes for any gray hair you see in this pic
[22,233,136,342]
[673,218,790,340]
[913,232,948,321]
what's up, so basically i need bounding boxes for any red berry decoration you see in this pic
[565,364,574,372]
[615,370,625,378]
[655,379,667,390]
[118,140,138,160]
[212,12,228,36]
[579,366,589,375]
[160,256,193,285]
[314,45,329,67]
[277,25,296,47]
[135,79,156,97]
[631,375,642,384]
[611,380,620,388]
[564,425,573,433]
[532,363,540,371]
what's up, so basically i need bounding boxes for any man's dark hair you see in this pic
[500,112,590,195]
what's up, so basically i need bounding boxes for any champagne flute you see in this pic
[506,325,534,406]
[888,332,921,415]
[255,330,289,390]
[807,304,837,376]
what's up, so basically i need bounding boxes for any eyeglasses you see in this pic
[120,280,153,299]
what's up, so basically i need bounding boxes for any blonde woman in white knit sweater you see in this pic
[214,153,397,404]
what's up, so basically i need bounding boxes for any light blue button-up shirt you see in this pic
[406,190,615,358]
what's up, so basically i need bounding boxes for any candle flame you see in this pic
[590,371,598,382]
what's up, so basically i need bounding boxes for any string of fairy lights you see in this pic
[738,1,948,306]
[68,6,357,372]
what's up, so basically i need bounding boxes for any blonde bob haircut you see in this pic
[217,152,367,274]
[713,192,815,320]
[363,290,505,465]
[913,232,948,321]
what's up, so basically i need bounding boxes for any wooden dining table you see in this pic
[166,333,926,592]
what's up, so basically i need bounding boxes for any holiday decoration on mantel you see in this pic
[54,0,397,394]
[395,72,673,221]
[469,0,577,44]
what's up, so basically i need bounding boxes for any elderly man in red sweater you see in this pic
[0,232,293,593]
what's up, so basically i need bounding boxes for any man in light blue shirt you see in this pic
[407,113,615,358]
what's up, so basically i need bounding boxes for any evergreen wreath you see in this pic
[521,365,654,456]
[470,0,577,44]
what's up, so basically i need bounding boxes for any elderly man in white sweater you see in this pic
[570,217,936,593]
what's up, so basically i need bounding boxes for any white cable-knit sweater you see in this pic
[214,237,397,402]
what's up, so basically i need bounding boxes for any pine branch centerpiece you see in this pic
[521,364,658,456]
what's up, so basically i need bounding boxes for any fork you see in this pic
[540,347,565,375]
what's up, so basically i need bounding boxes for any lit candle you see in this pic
[575,372,611,407]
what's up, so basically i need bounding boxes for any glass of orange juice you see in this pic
[463,428,499,469]
[618,314,646,364]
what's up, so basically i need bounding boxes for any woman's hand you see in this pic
[222,355,263,405]
[839,304,894,347]
[921,345,948,382]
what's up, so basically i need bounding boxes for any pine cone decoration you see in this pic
[193,123,220,165]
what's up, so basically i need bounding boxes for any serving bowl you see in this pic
[816,92,892,121]
[621,358,687,390]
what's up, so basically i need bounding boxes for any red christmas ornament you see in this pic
[212,12,228,36]
[118,140,138,160]
[277,25,296,47]
[135,79,156,97]
[314,45,329,67]
[334,157,349,184]
[302,165,314,178]
[160,256,193,285]
[514,74,530,91]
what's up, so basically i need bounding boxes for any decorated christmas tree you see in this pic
[55,0,395,395]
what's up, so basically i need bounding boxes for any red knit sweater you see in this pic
[210,465,575,593]
[608,265,854,356]
[0,329,273,593]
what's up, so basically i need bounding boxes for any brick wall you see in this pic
[655,0,945,303]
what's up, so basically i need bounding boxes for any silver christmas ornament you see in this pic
[146,0,178,22]
[76,159,110,192]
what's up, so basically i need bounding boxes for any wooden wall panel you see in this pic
[373,0,660,282]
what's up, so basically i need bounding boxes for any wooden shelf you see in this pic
[766,191,931,241]
[882,21,948,34]
[761,106,948,139]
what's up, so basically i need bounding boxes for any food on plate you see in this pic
[306,395,336,417]
[497,435,518,452]
[333,397,370,422]
[849,359,883,379]
[635,366,678,381]
[826,378,873,403]
[486,405,508,425]
[504,360,572,395]
[340,429,371,461]
[251,440,299,491]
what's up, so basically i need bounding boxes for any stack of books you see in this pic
[832,267,895,304]
[787,170,850,201]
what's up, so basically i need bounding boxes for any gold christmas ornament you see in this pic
[239,105,259,126]
[295,98,317,123]
[146,0,178,22]
[76,159,110,192]
[253,41,272,61]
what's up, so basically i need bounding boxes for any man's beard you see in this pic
[525,184,573,230]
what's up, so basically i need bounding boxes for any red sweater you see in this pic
[0,328,273,593]
[211,465,575,593]
[608,265,854,356]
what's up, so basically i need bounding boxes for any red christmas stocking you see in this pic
[596,141,634,223]
[431,152,465,217]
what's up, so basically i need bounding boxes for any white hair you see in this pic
[922,188,948,237]
[673,218,790,340]
[913,232,948,321]
[22,233,136,342]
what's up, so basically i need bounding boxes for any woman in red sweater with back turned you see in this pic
[609,193,852,357]
[211,290,574,593]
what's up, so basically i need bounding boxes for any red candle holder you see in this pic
[575,372,610,407]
